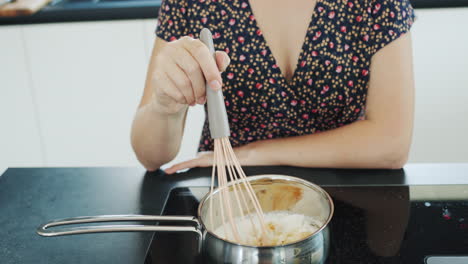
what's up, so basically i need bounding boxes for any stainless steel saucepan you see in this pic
[37,175,334,264]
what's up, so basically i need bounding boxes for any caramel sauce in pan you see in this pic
[255,184,304,211]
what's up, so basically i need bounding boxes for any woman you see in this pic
[131,0,415,173]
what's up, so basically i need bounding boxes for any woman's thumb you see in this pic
[215,51,230,72]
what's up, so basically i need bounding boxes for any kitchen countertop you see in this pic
[0,0,467,26]
[0,164,468,264]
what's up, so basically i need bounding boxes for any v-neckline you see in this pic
[245,0,323,86]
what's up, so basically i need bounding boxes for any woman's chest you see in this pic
[247,0,317,81]
[196,0,373,128]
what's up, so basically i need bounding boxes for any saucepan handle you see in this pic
[37,215,203,240]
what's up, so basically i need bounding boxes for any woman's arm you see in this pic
[131,37,229,171]
[131,38,187,171]
[247,33,415,169]
[165,33,414,173]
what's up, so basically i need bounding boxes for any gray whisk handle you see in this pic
[199,28,231,139]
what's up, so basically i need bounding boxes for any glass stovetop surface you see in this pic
[146,185,468,264]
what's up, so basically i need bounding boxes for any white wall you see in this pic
[0,8,467,172]
[22,20,146,167]
[409,8,468,162]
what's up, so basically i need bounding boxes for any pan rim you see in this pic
[197,174,335,249]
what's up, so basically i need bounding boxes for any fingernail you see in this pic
[210,80,221,91]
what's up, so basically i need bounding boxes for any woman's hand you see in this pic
[151,36,230,115]
[164,151,214,174]
[164,143,264,174]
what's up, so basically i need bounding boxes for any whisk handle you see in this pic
[200,28,231,139]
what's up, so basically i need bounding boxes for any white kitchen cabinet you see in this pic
[0,26,44,172]
[409,8,468,163]
[22,20,147,167]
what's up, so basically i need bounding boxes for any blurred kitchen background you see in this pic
[1,0,467,174]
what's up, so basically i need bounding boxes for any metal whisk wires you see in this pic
[200,28,268,245]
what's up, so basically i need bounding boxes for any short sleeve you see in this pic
[369,0,415,54]
[155,0,189,42]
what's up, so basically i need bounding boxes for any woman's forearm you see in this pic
[131,102,188,171]
[164,117,412,174]
[248,119,411,169]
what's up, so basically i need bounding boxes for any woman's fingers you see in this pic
[215,51,231,72]
[164,60,196,106]
[152,36,228,115]
[165,159,200,174]
[154,72,187,105]
[165,152,213,174]
[182,38,223,91]
[172,47,206,105]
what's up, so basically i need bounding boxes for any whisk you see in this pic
[200,28,268,244]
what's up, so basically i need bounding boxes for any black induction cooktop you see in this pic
[145,185,468,264]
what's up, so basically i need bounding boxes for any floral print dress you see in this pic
[156,0,415,152]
